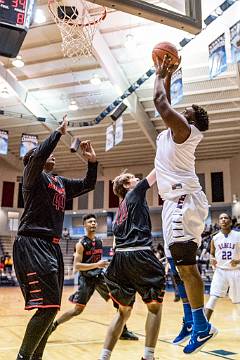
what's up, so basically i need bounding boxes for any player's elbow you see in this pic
[154,96,171,119]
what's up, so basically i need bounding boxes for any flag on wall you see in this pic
[209,33,227,79]
[114,117,123,146]
[20,134,38,158]
[230,20,240,64]
[0,130,8,155]
[171,68,183,106]
[105,125,114,151]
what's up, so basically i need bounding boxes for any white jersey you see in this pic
[213,230,240,270]
[155,125,202,200]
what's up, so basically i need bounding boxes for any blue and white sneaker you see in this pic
[183,323,218,354]
[172,321,193,345]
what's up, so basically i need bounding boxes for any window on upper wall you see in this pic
[78,192,88,210]
[211,172,224,202]
[197,173,206,193]
[109,180,119,208]
[1,181,15,207]
[17,183,24,208]
[93,181,104,209]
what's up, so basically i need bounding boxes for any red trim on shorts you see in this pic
[29,281,39,285]
[109,293,133,307]
[68,299,86,307]
[30,298,43,301]
[25,305,61,310]
[30,289,41,293]
[27,272,37,276]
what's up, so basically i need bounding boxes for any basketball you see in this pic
[152,41,179,66]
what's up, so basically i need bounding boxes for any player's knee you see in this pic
[206,295,218,310]
[118,305,132,320]
[178,264,200,281]
[147,302,162,315]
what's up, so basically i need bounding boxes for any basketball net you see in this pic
[48,0,106,59]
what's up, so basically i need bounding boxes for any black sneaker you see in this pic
[174,295,180,302]
[120,329,139,340]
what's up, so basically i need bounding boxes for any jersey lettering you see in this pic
[53,193,65,211]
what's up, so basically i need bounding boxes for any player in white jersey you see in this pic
[205,213,240,320]
[153,56,217,354]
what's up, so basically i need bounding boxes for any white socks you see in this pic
[143,346,155,360]
[99,349,112,360]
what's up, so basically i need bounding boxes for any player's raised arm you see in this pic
[146,168,156,187]
[153,56,190,144]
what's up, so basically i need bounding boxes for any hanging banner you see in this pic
[171,68,183,106]
[0,130,8,155]
[209,33,227,79]
[114,117,123,146]
[105,125,114,152]
[20,134,38,158]
[230,20,240,64]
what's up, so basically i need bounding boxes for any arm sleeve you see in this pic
[132,178,150,200]
[24,130,62,187]
[61,161,98,199]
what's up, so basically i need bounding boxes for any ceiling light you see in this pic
[68,100,78,111]
[34,8,47,24]
[0,88,10,99]
[90,74,102,85]
[12,55,24,68]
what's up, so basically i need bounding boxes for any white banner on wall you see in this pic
[230,20,240,64]
[171,68,183,106]
[114,117,123,146]
[20,134,38,158]
[105,125,114,151]
[209,33,227,79]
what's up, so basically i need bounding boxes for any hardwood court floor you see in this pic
[0,286,239,360]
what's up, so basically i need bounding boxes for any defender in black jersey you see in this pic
[52,214,138,341]
[13,116,98,360]
[99,170,165,360]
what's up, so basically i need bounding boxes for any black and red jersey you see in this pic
[113,178,152,249]
[18,130,98,239]
[80,236,103,277]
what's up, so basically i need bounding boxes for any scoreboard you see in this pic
[0,0,35,57]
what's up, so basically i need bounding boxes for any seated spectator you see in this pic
[62,227,70,240]
[0,261,4,275]
[4,254,13,275]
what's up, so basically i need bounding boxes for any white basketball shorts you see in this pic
[162,191,209,258]
[210,267,240,303]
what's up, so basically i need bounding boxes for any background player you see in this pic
[99,169,165,360]
[205,213,240,319]
[13,115,98,360]
[52,213,138,340]
[153,55,217,354]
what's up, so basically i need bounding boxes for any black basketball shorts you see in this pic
[69,273,110,306]
[13,235,64,310]
[104,249,166,307]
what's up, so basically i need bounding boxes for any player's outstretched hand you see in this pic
[80,140,97,163]
[210,257,217,269]
[155,55,172,78]
[168,56,181,74]
[97,260,109,269]
[57,114,68,135]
